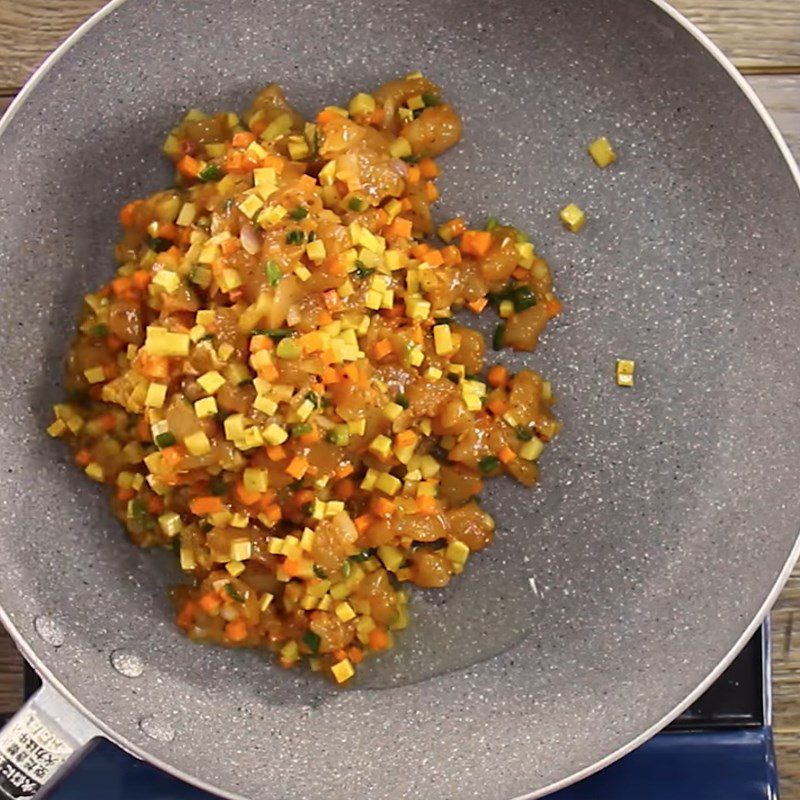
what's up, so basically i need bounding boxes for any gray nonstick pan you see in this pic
[0,0,799,798]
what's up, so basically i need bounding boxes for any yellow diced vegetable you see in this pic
[446,540,470,565]
[560,204,586,233]
[243,468,268,493]
[144,383,168,408]
[588,136,617,168]
[197,370,226,395]
[184,430,211,456]
[331,658,355,684]
[226,560,246,577]
[194,396,218,418]
[83,366,106,384]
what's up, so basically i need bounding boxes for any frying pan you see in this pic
[0,0,799,798]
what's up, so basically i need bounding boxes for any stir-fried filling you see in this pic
[48,74,561,683]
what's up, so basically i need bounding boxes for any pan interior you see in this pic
[0,0,799,798]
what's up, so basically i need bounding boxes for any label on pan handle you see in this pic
[0,709,72,799]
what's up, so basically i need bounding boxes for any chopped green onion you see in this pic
[305,391,320,408]
[285,229,305,245]
[354,261,374,279]
[401,154,420,164]
[209,475,227,495]
[198,332,215,342]
[348,196,365,212]
[302,630,321,653]
[307,230,316,243]
[340,560,352,577]
[130,498,154,530]
[313,565,328,579]
[516,230,530,243]
[264,260,281,286]
[421,92,440,107]
[485,217,500,231]
[290,206,309,221]
[515,426,534,442]
[154,432,176,449]
[149,237,171,253]
[492,323,505,351]
[251,328,294,340]
[479,455,500,474]
[350,548,376,563]
[326,424,351,446]
[88,323,109,338]
[292,423,312,437]
[198,164,223,182]
[225,583,245,603]
[395,393,409,409]
[513,286,536,312]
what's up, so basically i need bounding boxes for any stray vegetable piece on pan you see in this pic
[48,74,562,684]
[616,359,636,387]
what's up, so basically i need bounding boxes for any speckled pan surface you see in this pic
[0,0,799,797]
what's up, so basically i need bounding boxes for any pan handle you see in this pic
[0,683,102,799]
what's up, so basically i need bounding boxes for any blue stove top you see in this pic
[35,626,777,800]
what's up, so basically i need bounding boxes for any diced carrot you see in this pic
[512,267,529,280]
[374,208,389,228]
[132,269,152,289]
[322,290,341,311]
[415,494,437,515]
[235,482,262,506]
[400,198,413,211]
[418,157,440,179]
[146,496,164,514]
[176,601,197,629]
[189,496,225,515]
[487,365,509,388]
[198,592,221,614]
[354,513,373,535]
[283,558,301,578]
[546,298,563,318]
[266,445,287,462]
[285,456,309,480]
[371,497,396,517]
[406,165,421,185]
[299,425,321,445]
[232,131,255,148]
[224,619,248,642]
[118,200,142,227]
[410,242,430,259]
[116,486,135,502]
[161,445,183,468]
[460,230,492,258]
[298,174,317,192]
[250,334,273,352]
[424,181,439,202]
[467,297,488,313]
[315,109,340,125]
[177,155,201,178]
[111,276,132,297]
[75,449,92,467]
[221,238,240,256]
[321,366,339,385]
[372,339,393,360]
[98,412,116,432]
[498,445,517,464]
[317,309,334,326]
[439,217,466,242]
[387,217,413,239]
[264,504,283,523]
[139,354,170,380]
[441,245,462,267]
[336,463,355,479]
[486,397,509,416]
[368,628,390,650]
[156,223,178,241]
[347,646,365,664]
[333,478,356,500]
[425,249,444,267]
[332,649,348,662]
[370,107,385,126]
[395,430,417,449]
[136,417,151,442]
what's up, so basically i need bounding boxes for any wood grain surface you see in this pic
[2,0,800,796]
[0,0,797,92]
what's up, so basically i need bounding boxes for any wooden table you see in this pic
[1,0,800,794]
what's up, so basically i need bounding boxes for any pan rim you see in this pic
[0,1,798,799]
